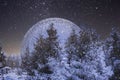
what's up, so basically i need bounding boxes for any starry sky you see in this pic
[0,0,120,55]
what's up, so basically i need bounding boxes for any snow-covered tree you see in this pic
[21,23,61,79]
[79,28,98,49]
[6,55,16,68]
[34,35,48,64]
[110,28,120,58]
[107,27,120,80]
[45,23,60,59]
[65,29,80,64]
[21,47,35,75]
[33,35,53,75]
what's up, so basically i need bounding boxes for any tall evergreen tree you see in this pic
[65,29,80,63]
[78,28,98,59]
[110,28,120,58]
[33,23,60,75]
[108,27,120,80]
[45,23,60,59]
[0,46,6,68]
[21,47,35,75]
[65,28,99,63]
[34,35,47,65]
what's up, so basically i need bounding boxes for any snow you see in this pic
[0,68,27,80]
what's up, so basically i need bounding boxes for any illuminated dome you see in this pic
[21,18,81,54]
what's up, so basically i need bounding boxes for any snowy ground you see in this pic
[0,68,27,80]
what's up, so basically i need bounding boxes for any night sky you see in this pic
[0,0,120,55]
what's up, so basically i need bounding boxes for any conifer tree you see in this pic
[65,28,98,63]
[110,28,120,58]
[0,46,6,68]
[65,29,80,63]
[108,27,120,80]
[21,47,35,75]
[34,35,47,65]
[32,23,60,75]
[45,23,60,59]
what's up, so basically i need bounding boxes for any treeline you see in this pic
[20,24,120,80]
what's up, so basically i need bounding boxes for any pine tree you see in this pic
[21,47,35,75]
[21,47,29,69]
[79,30,90,58]
[65,28,98,64]
[110,27,120,58]
[0,46,6,68]
[80,28,98,49]
[21,23,60,76]
[45,23,60,59]
[32,23,60,75]
[34,35,47,64]
[108,27,120,80]
[65,29,80,63]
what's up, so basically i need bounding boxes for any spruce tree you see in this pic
[33,23,60,75]
[110,28,120,58]
[108,27,120,80]
[21,47,35,75]
[0,46,6,68]
[45,23,60,59]
[65,29,80,63]
[34,35,47,65]
[65,28,98,63]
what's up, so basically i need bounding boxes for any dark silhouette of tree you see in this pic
[65,29,80,64]
[21,47,35,75]
[108,27,120,80]
[110,28,120,58]
[65,28,98,64]
[45,23,60,59]
[22,23,60,75]
[0,46,6,68]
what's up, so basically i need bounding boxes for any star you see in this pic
[42,2,46,5]
[95,7,98,10]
